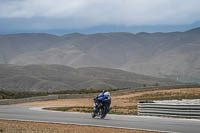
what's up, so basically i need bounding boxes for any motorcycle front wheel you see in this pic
[99,108,106,119]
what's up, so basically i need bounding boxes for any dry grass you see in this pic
[16,88,200,115]
[0,120,159,133]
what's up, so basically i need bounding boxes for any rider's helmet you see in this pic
[104,91,110,97]
[104,91,111,100]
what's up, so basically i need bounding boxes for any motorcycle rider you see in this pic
[94,90,111,113]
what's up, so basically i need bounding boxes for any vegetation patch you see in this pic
[45,106,137,115]
[0,90,48,99]
[52,88,124,95]
[0,87,155,99]
[130,90,200,102]
[45,106,93,113]
[0,88,125,99]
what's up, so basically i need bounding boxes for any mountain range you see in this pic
[0,64,178,92]
[0,27,200,83]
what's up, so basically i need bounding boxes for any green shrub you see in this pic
[52,88,124,95]
[0,90,48,99]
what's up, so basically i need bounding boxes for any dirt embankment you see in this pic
[0,120,159,133]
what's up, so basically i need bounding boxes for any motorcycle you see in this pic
[91,98,108,119]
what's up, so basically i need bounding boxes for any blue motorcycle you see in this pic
[92,93,111,119]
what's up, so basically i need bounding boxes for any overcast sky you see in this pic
[0,0,200,34]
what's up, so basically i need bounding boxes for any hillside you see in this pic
[0,64,179,92]
[0,28,200,83]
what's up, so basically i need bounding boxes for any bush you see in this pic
[0,90,48,99]
[52,88,123,95]
[0,88,124,99]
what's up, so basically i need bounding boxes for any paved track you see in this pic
[0,106,200,133]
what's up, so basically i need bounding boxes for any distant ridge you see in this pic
[0,27,200,83]
[0,64,179,92]
[185,27,200,33]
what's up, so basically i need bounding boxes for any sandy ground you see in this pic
[0,120,159,133]
[16,88,200,108]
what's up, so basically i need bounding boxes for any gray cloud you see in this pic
[0,0,200,30]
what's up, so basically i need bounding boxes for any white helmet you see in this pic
[104,92,110,96]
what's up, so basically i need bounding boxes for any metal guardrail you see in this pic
[138,102,200,119]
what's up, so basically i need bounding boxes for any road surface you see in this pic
[0,105,200,133]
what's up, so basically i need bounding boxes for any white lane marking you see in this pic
[0,118,176,133]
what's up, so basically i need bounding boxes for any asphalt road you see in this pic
[0,105,200,133]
